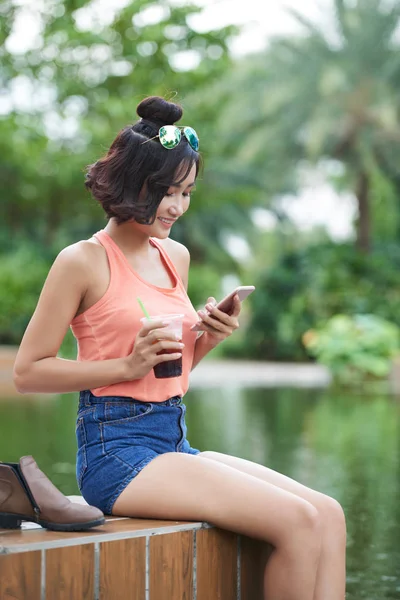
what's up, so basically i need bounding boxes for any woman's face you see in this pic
[133,162,197,239]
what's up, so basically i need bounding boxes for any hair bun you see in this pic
[136,96,183,126]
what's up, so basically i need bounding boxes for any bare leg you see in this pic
[113,452,321,600]
[199,451,346,600]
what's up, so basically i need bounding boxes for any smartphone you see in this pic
[191,285,255,331]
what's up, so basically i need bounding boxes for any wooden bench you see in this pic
[0,497,272,600]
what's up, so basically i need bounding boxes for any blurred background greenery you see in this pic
[2,0,400,380]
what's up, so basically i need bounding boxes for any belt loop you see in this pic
[84,389,91,407]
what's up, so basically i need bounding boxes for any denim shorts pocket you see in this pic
[99,402,154,456]
[75,417,88,489]
[103,402,136,423]
[99,401,154,426]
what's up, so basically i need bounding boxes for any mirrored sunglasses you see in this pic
[142,125,199,151]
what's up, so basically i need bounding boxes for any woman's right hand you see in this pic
[124,319,184,380]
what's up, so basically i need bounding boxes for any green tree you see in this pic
[216,0,400,252]
[1,0,265,344]
[1,0,237,250]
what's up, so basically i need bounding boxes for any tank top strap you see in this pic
[92,229,132,289]
[93,229,185,294]
[149,237,185,292]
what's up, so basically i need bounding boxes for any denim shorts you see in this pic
[76,389,200,515]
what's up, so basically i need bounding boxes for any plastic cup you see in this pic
[140,314,184,379]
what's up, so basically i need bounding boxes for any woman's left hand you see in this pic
[196,295,241,343]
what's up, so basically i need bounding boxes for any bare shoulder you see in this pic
[158,237,190,263]
[157,237,190,289]
[55,237,105,274]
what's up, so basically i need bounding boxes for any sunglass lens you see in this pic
[159,125,181,149]
[183,127,199,151]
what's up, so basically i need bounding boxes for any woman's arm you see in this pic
[164,239,238,371]
[13,245,131,394]
[191,331,219,370]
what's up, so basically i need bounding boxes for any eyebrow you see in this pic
[170,181,196,189]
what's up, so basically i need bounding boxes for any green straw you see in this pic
[137,297,151,319]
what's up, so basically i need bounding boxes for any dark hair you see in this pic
[85,96,201,224]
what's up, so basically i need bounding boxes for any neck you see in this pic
[104,219,152,257]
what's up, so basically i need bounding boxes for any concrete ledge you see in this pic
[190,359,331,388]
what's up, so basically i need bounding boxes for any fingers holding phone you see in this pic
[229,293,242,317]
[191,286,255,332]
[204,294,241,320]
[192,296,216,333]
[195,294,241,340]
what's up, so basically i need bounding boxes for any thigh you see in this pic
[112,452,317,546]
[198,451,341,515]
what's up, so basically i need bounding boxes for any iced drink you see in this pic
[140,314,184,379]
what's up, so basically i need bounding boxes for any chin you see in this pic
[154,229,171,239]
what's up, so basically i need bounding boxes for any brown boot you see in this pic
[0,456,105,531]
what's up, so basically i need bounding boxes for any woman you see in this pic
[14,96,346,600]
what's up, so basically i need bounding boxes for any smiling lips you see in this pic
[158,217,176,228]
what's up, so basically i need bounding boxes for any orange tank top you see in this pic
[70,229,199,402]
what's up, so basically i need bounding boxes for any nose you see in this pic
[168,196,185,217]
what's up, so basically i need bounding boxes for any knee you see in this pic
[298,502,322,539]
[284,500,323,556]
[319,495,347,540]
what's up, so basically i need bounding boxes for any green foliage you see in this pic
[236,240,400,362]
[1,0,238,253]
[303,314,400,385]
[58,328,78,360]
[215,0,400,250]
[187,263,222,309]
[0,248,49,344]
[0,0,252,347]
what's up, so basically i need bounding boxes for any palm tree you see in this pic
[221,0,400,252]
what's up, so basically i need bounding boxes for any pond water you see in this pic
[1,386,399,599]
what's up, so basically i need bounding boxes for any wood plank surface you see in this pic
[197,528,237,600]
[150,531,193,600]
[99,538,146,600]
[0,551,41,600]
[241,537,273,600]
[46,544,94,600]
[0,517,200,553]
